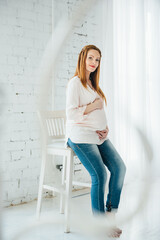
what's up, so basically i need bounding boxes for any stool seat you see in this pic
[47,139,66,148]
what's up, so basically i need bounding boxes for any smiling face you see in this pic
[85,49,101,74]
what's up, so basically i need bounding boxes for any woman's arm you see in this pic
[66,79,88,122]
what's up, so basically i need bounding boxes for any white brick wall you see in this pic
[0,0,103,206]
[0,0,52,207]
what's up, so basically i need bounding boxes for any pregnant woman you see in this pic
[65,45,126,238]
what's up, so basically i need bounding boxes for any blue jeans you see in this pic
[67,138,126,215]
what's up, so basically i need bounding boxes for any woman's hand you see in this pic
[93,98,103,110]
[96,126,109,140]
[84,97,103,115]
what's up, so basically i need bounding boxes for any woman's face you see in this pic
[85,49,100,73]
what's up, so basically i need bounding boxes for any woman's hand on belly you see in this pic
[96,126,109,140]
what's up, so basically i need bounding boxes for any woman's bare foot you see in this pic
[107,227,122,238]
[114,227,122,234]
[106,211,122,238]
[108,229,121,238]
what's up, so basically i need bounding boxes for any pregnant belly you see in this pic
[82,108,108,130]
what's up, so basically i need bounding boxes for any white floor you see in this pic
[2,178,160,240]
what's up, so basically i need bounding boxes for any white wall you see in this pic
[0,0,103,206]
[0,0,52,207]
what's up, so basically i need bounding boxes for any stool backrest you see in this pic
[37,110,66,140]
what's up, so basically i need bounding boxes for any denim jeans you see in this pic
[67,138,126,215]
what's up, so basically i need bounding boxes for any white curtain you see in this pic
[101,0,160,183]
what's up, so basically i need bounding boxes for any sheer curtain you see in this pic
[101,0,160,182]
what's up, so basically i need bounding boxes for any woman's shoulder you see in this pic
[68,75,81,87]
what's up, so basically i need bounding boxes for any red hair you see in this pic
[72,44,107,105]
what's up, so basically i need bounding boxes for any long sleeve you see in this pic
[66,79,88,123]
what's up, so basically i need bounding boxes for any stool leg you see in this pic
[64,150,73,233]
[60,155,66,214]
[36,148,47,220]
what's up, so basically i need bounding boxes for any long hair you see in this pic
[73,44,107,106]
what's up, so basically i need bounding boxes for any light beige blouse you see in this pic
[65,75,108,147]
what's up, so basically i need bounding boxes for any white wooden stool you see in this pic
[36,110,91,233]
